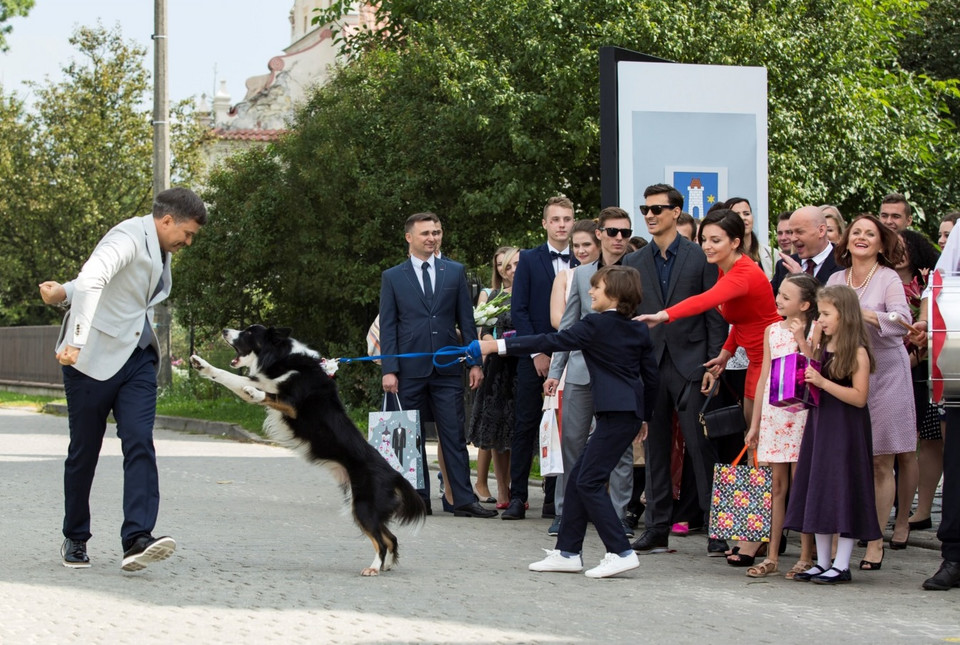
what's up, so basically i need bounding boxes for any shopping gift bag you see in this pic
[368,394,424,489]
[708,445,772,543]
[769,352,821,412]
[538,395,563,476]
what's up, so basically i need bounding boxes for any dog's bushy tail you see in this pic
[392,472,428,527]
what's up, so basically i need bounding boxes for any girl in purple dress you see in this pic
[784,285,882,584]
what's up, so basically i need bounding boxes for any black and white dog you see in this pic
[190,325,426,576]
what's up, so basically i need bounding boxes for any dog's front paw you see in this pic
[190,354,213,376]
[241,385,266,403]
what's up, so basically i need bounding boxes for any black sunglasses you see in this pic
[600,227,633,238]
[638,204,677,216]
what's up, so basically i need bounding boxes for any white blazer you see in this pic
[56,214,172,381]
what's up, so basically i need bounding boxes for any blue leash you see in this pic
[336,344,481,369]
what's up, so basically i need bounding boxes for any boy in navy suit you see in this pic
[474,266,659,578]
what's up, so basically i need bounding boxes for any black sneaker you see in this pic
[631,530,669,554]
[121,535,177,572]
[622,519,635,539]
[61,538,91,569]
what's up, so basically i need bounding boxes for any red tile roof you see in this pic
[212,128,286,141]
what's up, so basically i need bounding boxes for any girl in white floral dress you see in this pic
[743,274,821,578]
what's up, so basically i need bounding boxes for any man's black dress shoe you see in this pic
[631,530,669,554]
[501,498,526,520]
[445,501,497,518]
[922,560,960,591]
[61,537,90,569]
[541,502,556,519]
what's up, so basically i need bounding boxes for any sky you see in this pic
[0,0,295,106]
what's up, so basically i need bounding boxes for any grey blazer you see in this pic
[621,237,728,378]
[56,214,171,381]
[548,260,601,386]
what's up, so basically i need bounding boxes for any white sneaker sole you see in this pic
[585,559,640,578]
[62,560,91,569]
[121,537,177,572]
[529,560,582,573]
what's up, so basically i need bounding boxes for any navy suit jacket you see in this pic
[510,243,579,337]
[504,311,659,421]
[770,247,842,295]
[622,238,727,378]
[379,257,478,378]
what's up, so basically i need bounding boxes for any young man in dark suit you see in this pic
[770,205,842,294]
[502,196,578,520]
[379,212,496,518]
[622,183,729,556]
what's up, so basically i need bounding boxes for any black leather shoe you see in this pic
[501,498,526,520]
[541,502,556,519]
[793,564,827,582]
[811,567,852,585]
[922,560,960,591]
[631,530,669,553]
[451,502,497,518]
[909,517,933,531]
[61,537,90,569]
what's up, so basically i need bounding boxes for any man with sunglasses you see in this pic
[622,183,729,556]
[502,196,578,520]
[544,207,637,537]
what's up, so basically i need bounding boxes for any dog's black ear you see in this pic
[273,327,293,339]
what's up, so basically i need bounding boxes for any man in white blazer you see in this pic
[39,187,206,572]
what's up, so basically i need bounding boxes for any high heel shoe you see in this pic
[908,517,932,531]
[859,546,884,571]
[889,528,910,550]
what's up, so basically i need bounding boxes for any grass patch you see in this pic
[0,390,63,411]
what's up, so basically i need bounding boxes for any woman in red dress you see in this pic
[639,208,781,442]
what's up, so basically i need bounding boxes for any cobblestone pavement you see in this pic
[0,407,957,645]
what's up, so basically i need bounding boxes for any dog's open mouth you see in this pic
[230,355,241,368]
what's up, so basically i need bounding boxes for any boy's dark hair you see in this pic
[591,265,643,316]
[153,187,207,225]
[598,206,630,228]
[777,210,793,223]
[881,192,912,217]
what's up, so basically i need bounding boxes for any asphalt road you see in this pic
[0,407,956,644]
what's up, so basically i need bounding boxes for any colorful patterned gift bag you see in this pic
[708,445,773,543]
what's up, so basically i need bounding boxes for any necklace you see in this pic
[846,261,880,291]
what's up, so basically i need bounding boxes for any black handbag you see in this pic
[698,377,747,439]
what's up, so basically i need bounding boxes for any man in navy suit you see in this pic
[379,212,496,518]
[502,196,578,520]
[770,205,842,293]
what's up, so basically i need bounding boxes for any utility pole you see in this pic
[153,0,173,388]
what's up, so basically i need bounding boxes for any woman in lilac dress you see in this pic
[826,214,915,569]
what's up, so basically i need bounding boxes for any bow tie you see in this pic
[550,251,570,262]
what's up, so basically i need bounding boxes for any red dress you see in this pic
[664,254,780,400]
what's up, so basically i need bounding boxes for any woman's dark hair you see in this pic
[725,197,758,262]
[899,229,940,278]
[834,213,904,268]
[697,208,745,251]
[590,265,643,316]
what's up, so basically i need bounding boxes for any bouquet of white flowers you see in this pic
[473,290,512,327]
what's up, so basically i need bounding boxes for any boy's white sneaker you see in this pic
[529,549,583,573]
[585,551,640,578]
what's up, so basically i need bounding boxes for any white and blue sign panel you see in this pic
[615,63,767,242]
[666,167,728,220]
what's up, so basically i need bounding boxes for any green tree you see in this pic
[0,24,207,325]
[0,0,33,52]
[176,0,960,408]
